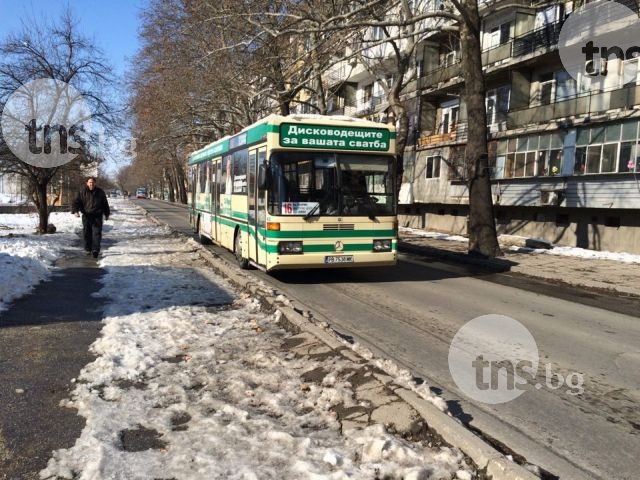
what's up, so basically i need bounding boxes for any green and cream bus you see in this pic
[188,114,398,271]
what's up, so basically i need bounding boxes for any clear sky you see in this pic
[0,0,146,78]
[0,0,147,176]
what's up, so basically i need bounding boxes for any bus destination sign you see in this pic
[280,123,391,151]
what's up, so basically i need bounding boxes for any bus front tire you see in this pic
[234,232,249,269]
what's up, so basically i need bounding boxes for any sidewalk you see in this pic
[398,228,640,298]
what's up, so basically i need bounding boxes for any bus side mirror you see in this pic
[258,165,270,190]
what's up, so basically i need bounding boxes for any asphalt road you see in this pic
[140,199,640,480]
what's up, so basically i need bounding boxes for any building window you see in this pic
[444,49,457,66]
[495,133,563,178]
[623,57,640,86]
[440,103,459,134]
[371,26,384,41]
[487,22,511,48]
[537,72,555,105]
[555,70,577,101]
[486,85,510,127]
[385,74,394,88]
[426,156,441,178]
[532,70,579,105]
[363,83,373,104]
[575,120,640,174]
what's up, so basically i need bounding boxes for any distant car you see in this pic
[110,190,118,198]
[135,188,147,199]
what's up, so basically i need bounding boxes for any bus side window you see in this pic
[258,164,270,190]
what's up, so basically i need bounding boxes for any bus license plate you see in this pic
[324,255,354,264]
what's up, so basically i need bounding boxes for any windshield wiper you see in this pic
[303,201,321,220]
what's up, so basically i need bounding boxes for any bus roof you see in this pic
[188,114,396,165]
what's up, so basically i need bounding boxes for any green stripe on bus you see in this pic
[216,216,247,230]
[261,229,397,239]
[264,243,396,254]
[247,123,269,143]
[189,138,230,164]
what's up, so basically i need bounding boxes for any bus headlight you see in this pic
[373,239,392,252]
[278,241,303,254]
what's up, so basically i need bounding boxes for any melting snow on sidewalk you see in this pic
[1,201,473,479]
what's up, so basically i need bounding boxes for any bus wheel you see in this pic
[234,231,249,269]
[198,219,212,245]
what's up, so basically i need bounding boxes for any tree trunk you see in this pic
[33,180,49,234]
[167,173,176,203]
[460,0,501,257]
[311,33,327,115]
[172,159,188,204]
[388,78,408,191]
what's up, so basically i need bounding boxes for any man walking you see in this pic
[71,177,110,258]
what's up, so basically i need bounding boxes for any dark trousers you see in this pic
[82,214,103,253]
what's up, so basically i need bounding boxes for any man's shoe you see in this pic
[92,251,99,258]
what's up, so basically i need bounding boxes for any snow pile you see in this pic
[0,211,78,312]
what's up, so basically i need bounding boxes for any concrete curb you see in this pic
[191,244,540,480]
[388,386,538,480]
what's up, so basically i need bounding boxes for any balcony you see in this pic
[511,20,562,58]
[417,123,468,147]
[326,63,350,86]
[481,42,512,69]
[328,106,358,116]
[478,0,531,11]
[507,84,640,128]
[356,94,387,116]
[324,60,369,87]
[418,20,563,91]
[420,62,463,89]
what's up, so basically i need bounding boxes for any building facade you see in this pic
[322,0,640,254]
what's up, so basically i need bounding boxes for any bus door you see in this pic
[207,158,218,240]
[252,147,268,266]
[213,159,222,241]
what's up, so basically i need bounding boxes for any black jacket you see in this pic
[72,186,111,218]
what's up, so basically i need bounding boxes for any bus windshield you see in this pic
[268,152,396,217]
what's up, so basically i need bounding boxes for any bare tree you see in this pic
[451,0,501,257]
[0,11,117,233]
[128,0,501,256]
[332,0,500,256]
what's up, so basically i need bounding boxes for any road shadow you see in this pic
[398,240,516,272]
[96,264,234,317]
[271,251,515,285]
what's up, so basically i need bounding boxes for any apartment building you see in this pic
[410,0,640,253]
[323,0,640,254]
